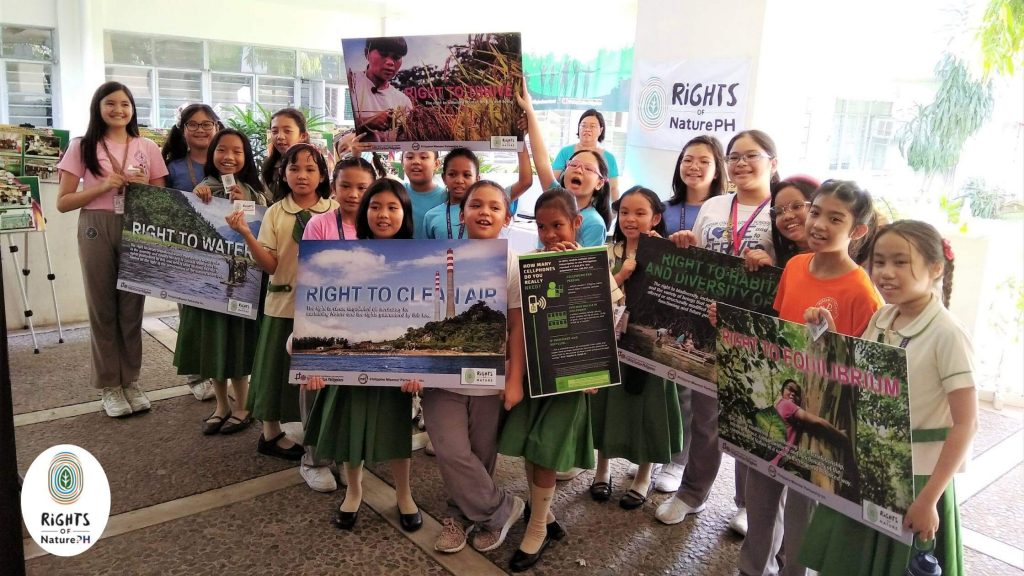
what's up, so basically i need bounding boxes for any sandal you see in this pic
[220,413,252,435]
[202,411,230,436]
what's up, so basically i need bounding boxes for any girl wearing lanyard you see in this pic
[55,82,168,419]
[657,130,779,538]
[423,148,479,240]
[162,104,221,193]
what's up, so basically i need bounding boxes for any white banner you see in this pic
[628,58,752,152]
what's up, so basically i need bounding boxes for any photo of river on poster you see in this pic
[290,353,504,373]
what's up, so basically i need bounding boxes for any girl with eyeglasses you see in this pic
[744,175,820,271]
[658,130,781,538]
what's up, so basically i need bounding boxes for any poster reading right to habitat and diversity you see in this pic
[716,303,914,544]
[117,184,266,320]
[342,32,523,151]
[518,247,621,398]
[617,235,781,396]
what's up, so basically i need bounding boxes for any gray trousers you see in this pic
[739,470,813,576]
[673,388,747,508]
[78,210,145,389]
[421,389,514,532]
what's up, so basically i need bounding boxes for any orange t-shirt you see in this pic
[773,253,882,336]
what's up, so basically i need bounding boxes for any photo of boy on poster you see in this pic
[348,37,414,142]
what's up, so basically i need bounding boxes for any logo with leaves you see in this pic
[462,368,476,384]
[48,452,83,505]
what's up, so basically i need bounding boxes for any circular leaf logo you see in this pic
[636,77,668,131]
[48,452,83,505]
[462,368,476,384]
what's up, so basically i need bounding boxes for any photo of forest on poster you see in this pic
[716,304,913,524]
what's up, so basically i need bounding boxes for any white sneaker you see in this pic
[472,495,525,552]
[187,377,215,401]
[654,463,684,493]
[300,462,338,492]
[655,496,706,525]
[729,507,748,536]
[123,383,151,413]
[101,386,133,418]
[555,467,585,481]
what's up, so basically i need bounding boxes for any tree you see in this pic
[978,0,1024,77]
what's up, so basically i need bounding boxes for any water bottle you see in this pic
[905,538,941,576]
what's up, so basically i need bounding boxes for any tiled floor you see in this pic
[8,316,1024,575]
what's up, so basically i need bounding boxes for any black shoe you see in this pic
[509,535,551,572]
[202,412,230,436]
[220,413,252,435]
[257,432,304,461]
[330,508,358,530]
[547,519,566,541]
[589,478,612,502]
[619,488,648,510]
[399,508,423,532]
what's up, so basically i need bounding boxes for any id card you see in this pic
[113,193,125,215]
[233,200,256,216]
[808,314,829,341]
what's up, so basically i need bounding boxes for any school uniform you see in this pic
[247,194,337,422]
[57,136,168,389]
[800,296,973,576]
[591,243,683,464]
[173,178,266,381]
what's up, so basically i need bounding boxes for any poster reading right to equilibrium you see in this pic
[716,303,914,544]
[518,247,620,398]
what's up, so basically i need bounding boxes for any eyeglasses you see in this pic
[726,151,771,165]
[567,159,602,176]
[185,121,217,131]
[681,158,713,168]
[769,201,811,218]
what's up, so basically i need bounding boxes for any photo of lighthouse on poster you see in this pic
[289,239,508,390]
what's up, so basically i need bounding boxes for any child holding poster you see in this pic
[259,108,310,202]
[737,179,881,576]
[226,143,337,460]
[402,180,526,553]
[55,82,169,418]
[498,186,623,572]
[302,179,423,533]
[800,220,976,576]
[743,175,820,271]
[175,129,267,436]
[590,185,684,509]
[402,150,445,239]
[659,130,781,535]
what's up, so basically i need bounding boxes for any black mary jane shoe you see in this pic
[619,488,648,510]
[399,508,423,532]
[589,478,613,502]
[256,431,304,461]
[509,535,552,572]
[330,508,358,530]
[202,412,230,436]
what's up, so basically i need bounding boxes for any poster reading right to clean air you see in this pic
[716,303,914,544]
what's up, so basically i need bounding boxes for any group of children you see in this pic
[55,81,976,575]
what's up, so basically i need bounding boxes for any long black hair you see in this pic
[560,149,612,227]
[770,175,819,267]
[81,82,140,178]
[668,135,726,206]
[203,129,264,195]
[356,178,414,239]
[273,143,332,203]
[260,108,308,187]
[612,185,667,243]
[162,104,221,164]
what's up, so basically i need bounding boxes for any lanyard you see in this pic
[185,157,201,189]
[100,138,132,177]
[335,208,347,240]
[445,201,465,239]
[879,314,911,348]
[727,195,770,256]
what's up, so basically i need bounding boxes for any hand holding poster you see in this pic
[518,247,621,397]
[617,235,781,395]
[342,33,523,151]
[118,184,266,319]
[289,240,508,390]
[716,303,914,543]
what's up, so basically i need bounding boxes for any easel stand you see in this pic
[2,227,65,353]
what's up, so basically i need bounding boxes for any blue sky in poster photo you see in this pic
[295,239,508,341]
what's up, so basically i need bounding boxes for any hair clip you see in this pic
[941,238,954,261]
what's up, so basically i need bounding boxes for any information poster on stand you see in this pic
[117,184,266,319]
[716,303,913,544]
[0,174,44,233]
[617,235,781,396]
[518,246,620,398]
[0,124,69,184]
[289,239,508,390]
[342,32,523,151]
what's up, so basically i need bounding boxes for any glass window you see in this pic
[828,99,895,172]
[257,76,294,112]
[5,62,53,126]
[299,51,342,82]
[212,72,253,114]
[104,33,153,66]
[249,47,295,76]
[1,26,53,61]
[154,38,202,69]
[155,70,202,127]
[210,42,245,73]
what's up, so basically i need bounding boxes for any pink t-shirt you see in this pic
[302,208,357,241]
[771,397,801,466]
[57,137,169,212]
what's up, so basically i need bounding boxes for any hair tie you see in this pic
[941,238,954,261]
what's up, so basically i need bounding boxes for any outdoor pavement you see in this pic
[9,315,1024,575]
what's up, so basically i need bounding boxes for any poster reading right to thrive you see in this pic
[716,303,914,544]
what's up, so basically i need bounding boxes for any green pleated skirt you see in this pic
[799,474,963,576]
[173,305,258,381]
[246,315,300,423]
[498,391,594,472]
[304,386,412,465]
[591,365,683,464]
